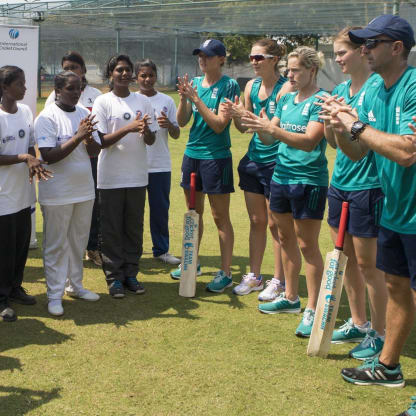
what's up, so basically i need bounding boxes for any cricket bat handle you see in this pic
[335,202,349,251]
[189,172,196,210]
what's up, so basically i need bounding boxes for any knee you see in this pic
[298,241,319,260]
[278,231,296,248]
[250,214,268,229]
[385,274,410,297]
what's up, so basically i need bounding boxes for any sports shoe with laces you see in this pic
[0,303,17,322]
[341,356,405,387]
[295,308,315,337]
[86,250,102,267]
[258,278,285,301]
[170,263,201,280]
[332,318,369,344]
[349,329,384,360]
[156,252,181,265]
[125,277,146,294]
[206,270,233,293]
[233,273,263,295]
[66,288,100,302]
[9,287,36,305]
[258,292,301,314]
[397,396,416,416]
[109,280,125,298]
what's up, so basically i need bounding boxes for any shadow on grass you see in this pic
[0,386,61,416]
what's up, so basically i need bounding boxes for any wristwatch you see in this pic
[350,120,367,142]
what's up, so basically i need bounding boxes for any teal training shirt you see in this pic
[185,75,240,160]
[331,73,382,191]
[272,90,328,186]
[247,76,287,164]
[359,66,416,234]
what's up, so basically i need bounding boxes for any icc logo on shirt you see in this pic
[18,129,25,138]
[123,113,131,120]
[9,29,19,39]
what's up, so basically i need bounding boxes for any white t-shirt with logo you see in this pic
[0,104,36,215]
[92,91,158,189]
[35,103,100,205]
[140,92,178,173]
[45,84,102,112]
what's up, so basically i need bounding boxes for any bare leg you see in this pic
[379,274,415,366]
[294,219,323,310]
[266,199,285,282]
[352,236,387,335]
[272,212,301,301]
[244,191,267,276]
[207,193,234,275]
[330,227,367,326]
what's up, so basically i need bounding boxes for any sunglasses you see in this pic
[249,54,275,62]
[363,39,395,49]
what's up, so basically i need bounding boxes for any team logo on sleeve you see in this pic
[135,110,142,118]
[282,104,288,111]
[123,112,131,120]
[395,106,400,125]
[18,129,25,138]
[357,91,365,107]
[368,110,376,122]
[163,106,168,114]
[269,101,276,113]
[211,87,218,99]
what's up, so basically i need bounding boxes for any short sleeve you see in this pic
[167,97,178,127]
[91,96,109,135]
[275,93,287,119]
[220,79,240,103]
[400,82,416,135]
[35,113,58,148]
[45,91,56,107]
[309,94,325,124]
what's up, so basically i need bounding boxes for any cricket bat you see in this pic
[307,201,349,358]
[179,172,199,297]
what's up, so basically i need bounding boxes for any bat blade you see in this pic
[307,249,347,357]
[179,210,199,297]
[307,201,349,358]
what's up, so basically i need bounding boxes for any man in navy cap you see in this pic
[319,14,416,412]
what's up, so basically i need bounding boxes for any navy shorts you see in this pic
[376,226,416,288]
[181,154,234,194]
[327,185,384,238]
[269,181,328,220]
[238,154,275,198]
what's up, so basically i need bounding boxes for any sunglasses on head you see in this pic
[363,38,395,49]
[249,54,275,62]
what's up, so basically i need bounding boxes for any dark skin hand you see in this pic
[40,114,99,164]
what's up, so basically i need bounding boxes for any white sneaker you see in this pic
[66,289,100,302]
[156,253,181,265]
[48,300,64,316]
[233,273,264,296]
[258,278,285,301]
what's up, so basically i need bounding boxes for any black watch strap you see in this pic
[350,120,367,142]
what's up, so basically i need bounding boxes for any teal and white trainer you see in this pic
[341,357,405,387]
[331,318,369,344]
[295,308,315,338]
[233,273,263,295]
[258,292,301,314]
[397,396,416,416]
[257,278,285,301]
[349,329,384,360]
[170,263,201,280]
[206,271,233,293]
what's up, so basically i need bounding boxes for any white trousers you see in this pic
[41,199,94,300]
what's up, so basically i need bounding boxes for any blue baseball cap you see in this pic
[349,14,415,50]
[192,39,226,57]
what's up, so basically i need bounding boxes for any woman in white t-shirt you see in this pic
[0,66,50,322]
[35,71,101,316]
[45,51,102,267]
[92,54,157,299]
[135,59,181,265]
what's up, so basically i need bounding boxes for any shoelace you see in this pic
[213,272,226,283]
[265,279,278,289]
[303,309,314,325]
[113,280,123,289]
[409,396,416,409]
[359,332,377,349]
[338,319,355,334]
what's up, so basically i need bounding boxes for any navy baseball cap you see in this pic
[192,39,226,57]
[349,14,415,50]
